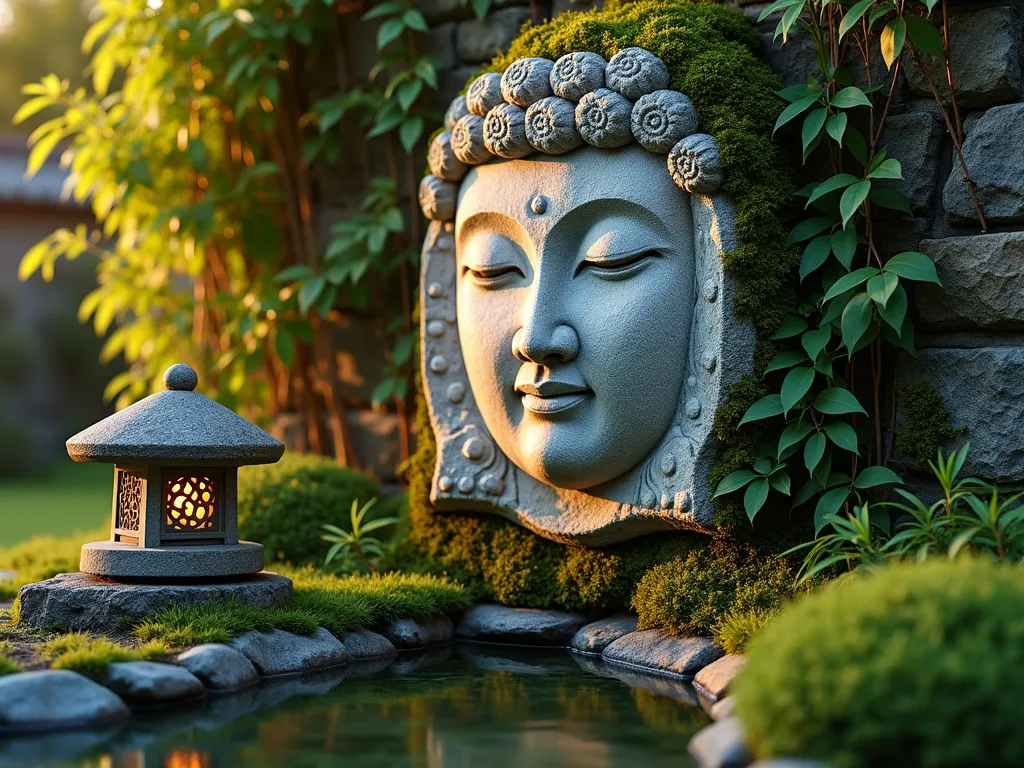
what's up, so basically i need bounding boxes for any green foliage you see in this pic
[41,633,169,676]
[0,528,105,600]
[787,444,1024,582]
[631,540,797,636]
[0,656,21,676]
[132,568,470,647]
[734,558,1024,767]
[237,453,381,567]
[322,498,400,573]
[713,606,779,655]
[896,380,965,466]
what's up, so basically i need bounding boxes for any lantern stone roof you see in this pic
[66,364,285,465]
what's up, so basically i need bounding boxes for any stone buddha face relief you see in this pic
[418,49,754,545]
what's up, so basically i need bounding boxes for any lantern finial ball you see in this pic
[163,363,198,392]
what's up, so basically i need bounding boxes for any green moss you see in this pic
[735,558,1024,767]
[405,0,801,626]
[713,605,779,655]
[41,633,169,677]
[895,380,966,467]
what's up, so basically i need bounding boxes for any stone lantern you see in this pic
[66,363,285,581]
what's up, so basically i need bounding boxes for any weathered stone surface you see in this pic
[898,347,1024,481]
[17,571,292,634]
[918,233,1024,331]
[104,661,205,706]
[688,717,751,768]
[906,7,1022,109]
[711,696,737,721]
[882,110,944,214]
[456,604,589,645]
[570,615,638,655]
[602,629,724,679]
[339,630,397,661]
[0,670,129,732]
[382,616,454,649]
[230,628,350,677]
[424,22,458,71]
[456,7,532,64]
[694,654,746,702]
[80,541,265,581]
[945,103,1024,225]
[422,0,528,24]
[175,644,259,691]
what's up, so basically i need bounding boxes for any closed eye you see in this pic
[575,249,661,280]
[462,264,525,287]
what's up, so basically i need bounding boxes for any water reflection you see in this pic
[14,645,708,768]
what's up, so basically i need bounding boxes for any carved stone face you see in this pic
[455,145,695,490]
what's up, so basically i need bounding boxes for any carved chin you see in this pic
[514,429,635,491]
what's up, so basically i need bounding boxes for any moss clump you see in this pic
[631,540,796,636]
[734,559,1024,767]
[132,568,470,647]
[713,606,779,655]
[41,633,169,677]
[896,380,966,467]
[238,453,382,567]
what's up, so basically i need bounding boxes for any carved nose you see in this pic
[512,324,580,365]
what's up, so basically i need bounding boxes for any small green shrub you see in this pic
[41,633,168,676]
[713,606,778,655]
[238,453,382,567]
[0,656,19,676]
[734,559,1024,767]
[0,528,103,599]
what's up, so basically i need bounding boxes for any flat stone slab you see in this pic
[694,654,746,702]
[382,616,454,649]
[456,605,589,646]
[711,696,737,721]
[688,717,750,768]
[0,670,130,733]
[175,644,259,691]
[16,571,292,634]
[340,630,397,661]
[230,628,349,677]
[104,661,205,707]
[81,541,264,580]
[602,629,723,680]
[571,615,638,655]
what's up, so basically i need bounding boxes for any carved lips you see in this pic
[514,372,592,415]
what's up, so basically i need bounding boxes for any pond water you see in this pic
[6,645,711,768]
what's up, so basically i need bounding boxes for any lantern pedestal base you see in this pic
[80,541,264,581]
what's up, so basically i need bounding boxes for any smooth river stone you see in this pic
[693,654,746,702]
[104,661,205,706]
[602,628,723,679]
[456,604,589,645]
[230,628,350,677]
[175,644,259,691]
[0,670,129,732]
[382,616,455,649]
[570,615,639,655]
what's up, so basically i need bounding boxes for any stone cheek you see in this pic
[917,233,1024,332]
[944,103,1024,225]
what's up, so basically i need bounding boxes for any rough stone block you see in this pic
[917,233,1024,331]
[570,615,638,655]
[694,654,746,701]
[602,629,724,679]
[898,347,1024,482]
[687,717,751,768]
[711,696,737,721]
[339,629,397,660]
[944,103,1024,225]
[456,7,532,64]
[906,7,1022,109]
[16,571,292,634]
[175,644,259,691]
[882,110,944,214]
[104,662,205,706]
[0,670,129,733]
[230,628,350,677]
[456,604,589,645]
[425,22,459,71]
[382,616,454,649]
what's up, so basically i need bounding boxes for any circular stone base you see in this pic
[80,541,264,580]
[16,570,292,634]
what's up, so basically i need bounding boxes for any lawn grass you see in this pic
[0,527,103,600]
[40,632,169,676]
[0,639,19,675]
[133,567,472,648]
[0,461,111,548]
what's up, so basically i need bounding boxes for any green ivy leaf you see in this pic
[867,158,903,180]
[376,18,405,50]
[831,86,873,109]
[830,227,857,269]
[399,117,424,153]
[824,421,860,454]
[298,275,327,315]
[772,314,810,340]
[845,125,869,167]
[814,387,868,416]
[824,267,879,303]
[825,112,848,146]
[802,326,832,362]
[769,472,792,496]
[800,235,832,281]
[877,283,908,334]
[867,272,899,307]
[881,17,907,69]
[870,187,913,216]
[778,419,814,459]
[838,0,874,39]
[774,94,821,135]
[744,478,771,522]
[854,466,904,489]
[815,487,850,534]
[714,470,760,497]
[884,251,941,284]
[739,394,785,427]
[402,8,429,32]
[904,14,944,57]
[840,179,872,229]
[793,479,820,508]
[758,0,803,23]
[782,367,815,413]
[806,173,858,207]
[841,293,874,355]
[766,350,809,374]
[789,217,833,243]
[776,83,818,103]
[274,329,295,366]
[802,108,827,159]
[804,432,826,473]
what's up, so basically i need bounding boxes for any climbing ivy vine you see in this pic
[715,0,981,535]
